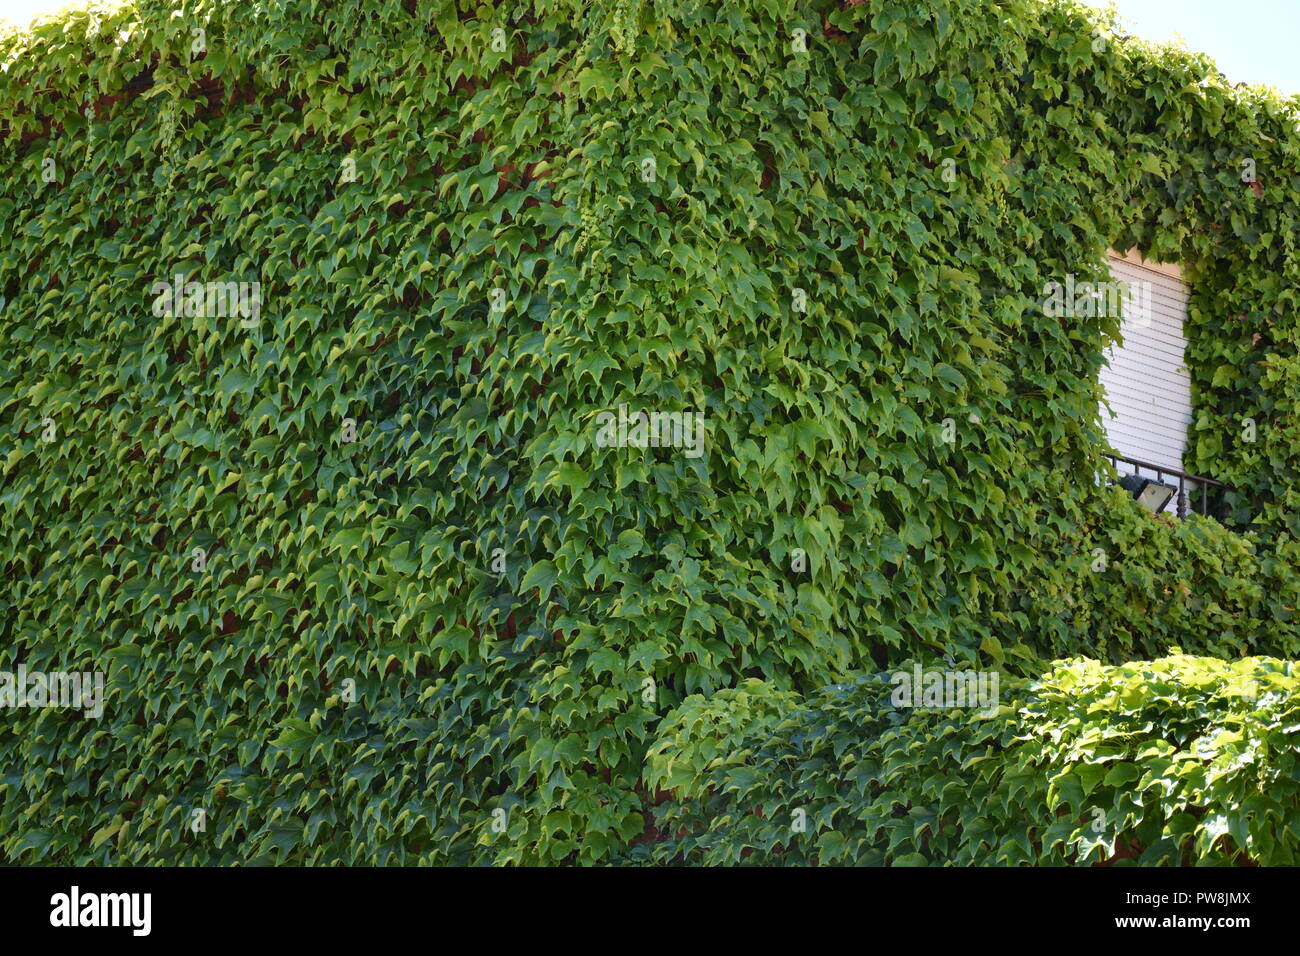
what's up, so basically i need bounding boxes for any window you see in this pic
[1099,250,1192,474]
[1099,249,1219,516]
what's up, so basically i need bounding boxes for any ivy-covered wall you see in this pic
[0,0,1297,864]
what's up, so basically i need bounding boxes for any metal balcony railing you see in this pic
[1104,453,1228,518]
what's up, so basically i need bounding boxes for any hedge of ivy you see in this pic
[1,0,1298,864]
[646,655,1300,865]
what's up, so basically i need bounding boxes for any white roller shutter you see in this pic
[1099,251,1193,477]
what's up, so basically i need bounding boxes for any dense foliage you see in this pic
[1,0,1297,864]
[648,655,1300,865]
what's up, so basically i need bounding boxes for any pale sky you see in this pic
[1,0,1296,95]
[0,0,72,28]
[1083,0,1300,94]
